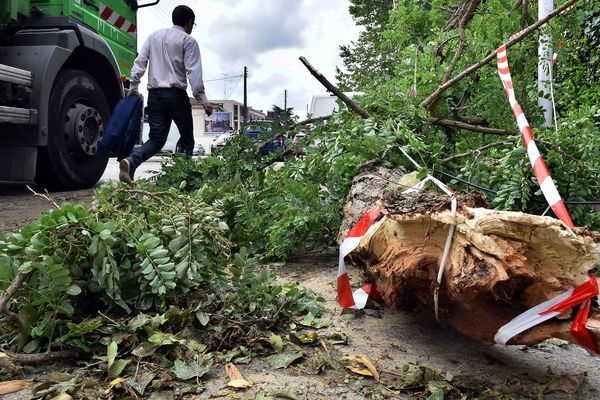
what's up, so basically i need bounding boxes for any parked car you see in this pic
[291,132,307,155]
[210,130,235,152]
[192,144,206,156]
[244,121,287,156]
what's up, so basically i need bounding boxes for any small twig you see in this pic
[108,188,177,209]
[292,115,332,128]
[536,140,576,161]
[441,27,467,84]
[434,34,460,60]
[441,140,512,163]
[26,185,60,208]
[357,147,391,171]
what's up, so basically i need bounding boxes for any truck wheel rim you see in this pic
[64,102,104,157]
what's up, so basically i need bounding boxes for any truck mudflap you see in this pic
[0,146,37,182]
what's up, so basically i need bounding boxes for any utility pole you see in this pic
[283,89,288,128]
[538,0,554,127]
[223,73,228,99]
[243,66,248,125]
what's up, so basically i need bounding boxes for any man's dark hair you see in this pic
[172,5,195,26]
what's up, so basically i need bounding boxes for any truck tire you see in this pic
[36,69,110,190]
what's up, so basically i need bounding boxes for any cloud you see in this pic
[252,72,290,96]
[209,1,307,64]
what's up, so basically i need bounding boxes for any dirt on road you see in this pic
[1,186,599,399]
[0,185,96,232]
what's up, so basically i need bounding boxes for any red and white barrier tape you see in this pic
[100,3,137,38]
[337,175,457,309]
[496,45,574,228]
[495,276,598,353]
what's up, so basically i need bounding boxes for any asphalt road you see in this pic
[0,157,171,231]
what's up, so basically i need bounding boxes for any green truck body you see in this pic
[0,0,154,189]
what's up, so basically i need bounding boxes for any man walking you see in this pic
[119,5,213,183]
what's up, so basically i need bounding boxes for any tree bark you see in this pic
[346,189,599,348]
[299,56,372,119]
[430,117,517,136]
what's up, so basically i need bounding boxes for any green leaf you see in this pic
[107,341,118,371]
[148,332,182,346]
[65,284,81,296]
[172,357,212,380]
[110,359,131,378]
[131,342,160,358]
[267,351,303,369]
[125,370,155,395]
[23,338,41,353]
[128,313,151,331]
[269,333,284,353]
[196,311,210,326]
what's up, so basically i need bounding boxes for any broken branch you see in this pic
[429,117,517,136]
[421,0,579,109]
[0,272,25,329]
[26,185,59,208]
[299,56,372,119]
[292,115,332,128]
[440,140,512,163]
[3,349,82,365]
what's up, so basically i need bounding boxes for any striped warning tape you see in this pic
[100,3,137,38]
[337,175,457,309]
[496,45,574,228]
[495,276,598,353]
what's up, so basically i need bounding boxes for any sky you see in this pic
[135,0,361,117]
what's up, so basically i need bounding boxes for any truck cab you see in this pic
[0,0,154,189]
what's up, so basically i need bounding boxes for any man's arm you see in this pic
[129,35,151,95]
[184,38,211,114]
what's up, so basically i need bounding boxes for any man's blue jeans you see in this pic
[128,88,194,171]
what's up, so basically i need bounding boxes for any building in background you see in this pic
[143,98,266,155]
[208,99,266,131]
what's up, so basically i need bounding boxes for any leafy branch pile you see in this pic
[1,0,600,397]
[0,185,322,396]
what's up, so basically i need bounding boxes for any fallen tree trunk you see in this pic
[346,188,600,348]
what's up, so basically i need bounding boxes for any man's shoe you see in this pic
[119,158,134,184]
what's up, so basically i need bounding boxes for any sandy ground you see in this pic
[1,181,600,399]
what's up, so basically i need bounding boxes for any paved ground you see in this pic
[0,158,167,231]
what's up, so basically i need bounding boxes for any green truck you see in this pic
[0,0,158,189]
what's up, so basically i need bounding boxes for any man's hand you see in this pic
[128,88,139,97]
[203,103,213,116]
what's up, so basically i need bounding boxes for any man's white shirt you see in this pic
[130,25,208,104]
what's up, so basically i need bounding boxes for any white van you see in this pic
[309,92,364,118]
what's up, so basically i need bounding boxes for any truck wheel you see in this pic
[36,69,110,190]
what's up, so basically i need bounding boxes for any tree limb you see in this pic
[4,349,82,365]
[430,117,517,136]
[299,56,372,119]
[0,272,25,329]
[458,115,488,125]
[421,0,579,109]
[441,140,512,163]
[292,115,332,128]
[441,28,467,84]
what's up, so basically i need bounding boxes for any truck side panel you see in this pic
[30,0,136,77]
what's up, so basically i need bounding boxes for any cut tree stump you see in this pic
[344,182,600,349]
